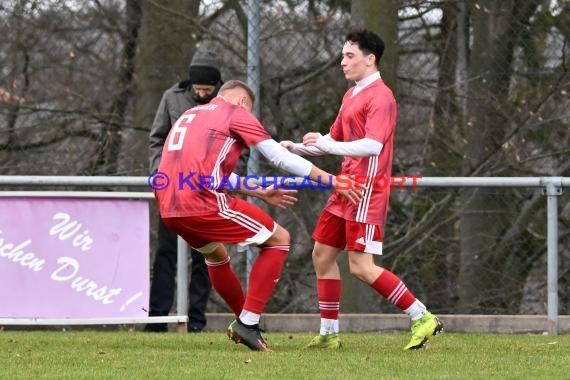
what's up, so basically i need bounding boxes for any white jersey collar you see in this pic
[352,71,381,96]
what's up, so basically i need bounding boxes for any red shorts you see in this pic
[312,210,383,255]
[162,198,276,253]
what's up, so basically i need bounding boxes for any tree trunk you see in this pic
[421,1,463,311]
[428,1,461,175]
[5,2,31,149]
[458,0,541,312]
[88,0,142,175]
[351,0,399,94]
[130,0,201,174]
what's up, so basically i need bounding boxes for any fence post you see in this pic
[543,177,563,335]
[245,0,261,289]
[176,237,189,332]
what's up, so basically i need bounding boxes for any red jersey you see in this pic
[156,96,271,217]
[324,78,397,225]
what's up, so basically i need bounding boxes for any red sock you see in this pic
[243,245,289,314]
[370,269,416,310]
[206,257,244,316]
[317,278,341,319]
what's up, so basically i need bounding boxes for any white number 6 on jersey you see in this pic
[167,114,196,151]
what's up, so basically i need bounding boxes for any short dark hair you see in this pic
[219,80,256,105]
[345,29,385,66]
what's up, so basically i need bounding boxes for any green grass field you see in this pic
[1,330,568,379]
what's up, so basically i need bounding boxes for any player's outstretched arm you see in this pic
[254,139,364,205]
[303,133,382,157]
[280,139,326,156]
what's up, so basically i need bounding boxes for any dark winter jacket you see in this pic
[148,81,222,173]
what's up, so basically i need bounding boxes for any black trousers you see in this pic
[146,217,212,331]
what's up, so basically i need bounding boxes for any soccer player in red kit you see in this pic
[154,80,361,352]
[282,29,443,350]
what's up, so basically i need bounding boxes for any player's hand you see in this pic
[332,174,364,205]
[280,140,295,150]
[302,132,322,146]
[261,188,298,209]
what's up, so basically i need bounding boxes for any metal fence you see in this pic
[0,1,568,335]
[0,175,567,334]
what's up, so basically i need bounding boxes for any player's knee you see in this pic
[275,226,291,244]
[311,248,331,269]
[311,249,322,264]
[311,251,325,273]
[349,268,366,281]
[348,259,369,281]
[267,225,290,246]
[197,242,220,255]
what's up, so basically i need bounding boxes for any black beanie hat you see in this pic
[188,50,221,85]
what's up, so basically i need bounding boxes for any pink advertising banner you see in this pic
[0,198,149,318]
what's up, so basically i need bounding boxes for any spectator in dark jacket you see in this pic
[145,50,222,332]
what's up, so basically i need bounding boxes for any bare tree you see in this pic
[86,0,142,175]
[459,0,546,312]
